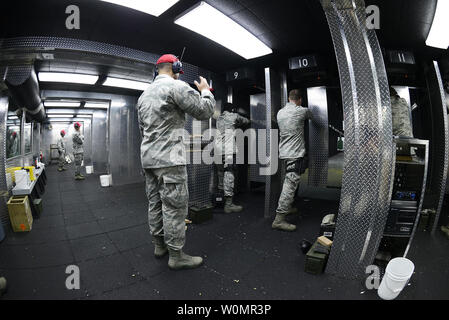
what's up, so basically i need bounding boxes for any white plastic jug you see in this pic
[15,170,30,189]
[378,257,415,300]
[100,175,110,187]
[86,166,93,174]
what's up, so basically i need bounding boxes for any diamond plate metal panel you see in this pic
[307,87,329,187]
[0,97,10,227]
[263,68,282,218]
[430,62,449,234]
[264,68,273,218]
[249,93,267,184]
[320,0,394,279]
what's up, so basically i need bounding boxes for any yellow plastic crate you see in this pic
[6,166,36,181]
[7,195,33,232]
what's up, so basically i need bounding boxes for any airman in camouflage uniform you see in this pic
[57,130,67,172]
[390,87,413,137]
[273,89,314,232]
[215,103,250,213]
[72,122,85,180]
[137,54,215,270]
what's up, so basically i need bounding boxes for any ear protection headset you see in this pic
[172,59,183,75]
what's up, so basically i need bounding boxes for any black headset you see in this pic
[172,60,183,74]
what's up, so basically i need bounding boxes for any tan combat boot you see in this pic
[272,213,297,232]
[153,236,168,259]
[224,197,243,213]
[168,249,203,270]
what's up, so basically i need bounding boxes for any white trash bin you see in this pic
[100,175,110,187]
[378,257,414,300]
[86,166,93,174]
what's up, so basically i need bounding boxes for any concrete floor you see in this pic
[0,165,448,300]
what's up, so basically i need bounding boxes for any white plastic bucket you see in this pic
[86,166,93,174]
[100,175,110,187]
[378,257,414,300]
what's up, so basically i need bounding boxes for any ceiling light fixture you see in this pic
[74,115,93,118]
[47,115,76,118]
[100,0,180,17]
[84,102,110,109]
[38,72,99,85]
[103,77,150,91]
[426,0,449,49]
[175,2,272,59]
[44,101,81,108]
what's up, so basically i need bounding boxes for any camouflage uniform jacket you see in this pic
[57,137,66,153]
[391,95,413,137]
[277,102,313,160]
[72,131,84,154]
[137,74,216,168]
[215,111,250,156]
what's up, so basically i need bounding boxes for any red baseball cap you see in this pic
[74,122,81,128]
[156,54,184,74]
[60,130,66,135]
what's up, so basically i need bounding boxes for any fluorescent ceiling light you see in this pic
[84,102,110,109]
[100,0,180,17]
[44,101,81,108]
[426,0,449,49]
[8,116,19,120]
[74,115,93,118]
[47,109,76,114]
[103,77,150,91]
[38,72,99,85]
[47,115,75,118]
[175,2,272,59]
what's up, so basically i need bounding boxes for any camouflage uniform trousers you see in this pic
[276,159,302,214]
[74,153,83,176]
[58,151,66,169]
[145,165,189,251]
[217,154,235,197]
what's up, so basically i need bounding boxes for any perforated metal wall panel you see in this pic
[186,117,213,208]
[0,37,161,64]
[320,0,395,279]
[0,37,211,86]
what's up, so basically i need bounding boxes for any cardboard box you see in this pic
[317,236,333,248]
[7,195,33,232]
